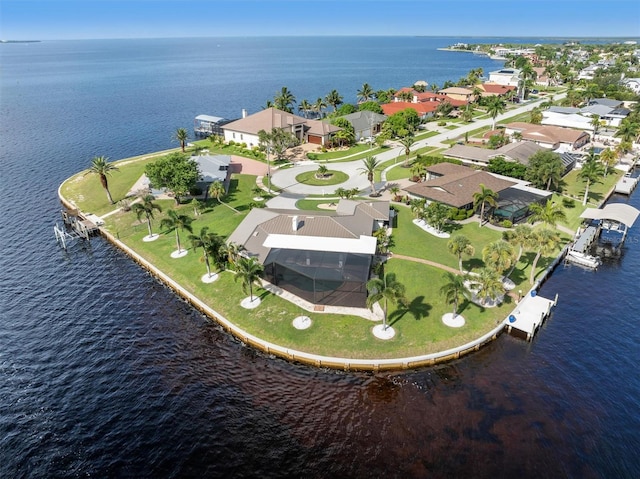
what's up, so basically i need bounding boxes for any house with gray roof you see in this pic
[339,111,387,141]
[227,200,390,307]
[587,98,624,109]
[443,141,544,167]
[192,154,232,194]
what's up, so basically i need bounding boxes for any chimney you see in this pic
[292,216,298,231]
[242,108,247,118]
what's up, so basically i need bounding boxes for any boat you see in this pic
[566,250,601,269]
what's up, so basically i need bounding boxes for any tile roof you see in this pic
[479,83,517,95]
[223,107,307,135]
[381,101,438,116]
[506,122,590,145]
[405,166,515,208]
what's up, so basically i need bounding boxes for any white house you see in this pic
[488,68,522,88]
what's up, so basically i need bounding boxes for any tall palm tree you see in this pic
[160,209,194,255]
[399,133,416,167]
[599,147,617,177]
[529,228,560,285]
[527,200,566,228]
[86,155,119,204]
[357,83,374,103]
[298,99,312,119]
[325,89,343,112]
[482,240,516,275]
[486,96,506,130]
[447,234,475,272]
[578,151,605,206]
[189,227,224,279]
[234,256,264,302]
[274,86,296,113]
[313,97,327,118]
[131,194,162,239]
[174,128,189,152]
[439,271,468,319]
[366,272,407,331]
[472,184,498,227]
[472,267,504,306]
[590,114,602,136]
[223,241,245,270]
[502,224,533,278]
[358,155,380,196]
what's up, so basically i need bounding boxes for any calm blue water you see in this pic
[1,37,639,478]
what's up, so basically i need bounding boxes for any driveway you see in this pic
[270,160,376,195]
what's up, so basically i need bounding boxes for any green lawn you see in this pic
[561,168,622,207]
[295,170,349,186]
[385,164,412,181]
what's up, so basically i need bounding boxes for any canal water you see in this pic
[1,37,638,478]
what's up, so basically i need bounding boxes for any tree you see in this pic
[86,155,119,204]
[366,272,407,331]
[358,101,384,114]
[381,108,421,138]
[223,241,245,270]
[424,202,450,233]
[472,184,498,227]
[590,114,602,135]
[399,133,415,167]
[357,83,374,103]
[525,150,564,191]
[599,147,617,177]
[482,240,516,275]
[461,103,474,122]
[527,200,567,229]
[325,89,343,112]
[298,99,312,118]
[189,226,224,279]
[358,156,380,196]
[160,209,194,255]
[274,86,296,113]
[330,117,355,147]
[472,267,505,306]
[486,96,506,130]
[487,157,527,180]
[439,271,468,318]
[502,224,533,278]
[447,234,475,272]
[435,100,453,118]
[234,256,264,302]
[174,127,189,152]
[208,180,225,202]
[313,97,327,118]
[578,151,605,206]
[615,119,639,143]
[529,228,560,284]
[316,164,328,178]
[145,153,200,205]
[529,107,543,124]
[131,194,162,239]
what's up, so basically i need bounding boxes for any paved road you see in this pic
[268,92,567,203]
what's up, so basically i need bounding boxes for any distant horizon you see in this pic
[2,1,639,41]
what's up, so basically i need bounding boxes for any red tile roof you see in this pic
[381,102,439,116]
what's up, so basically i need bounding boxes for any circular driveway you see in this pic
[270,160,373,195]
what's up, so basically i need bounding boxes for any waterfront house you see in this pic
[488,68,522,88]
[221,107,341,148]
[437,87,475,103]
[443,141,545,167]
[339,110,387,141]
[504,122,590,151]
[227,200,390,307]
[478,83,517,98]
[193,154,231,193]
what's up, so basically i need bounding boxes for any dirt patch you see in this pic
[317,203,338,210]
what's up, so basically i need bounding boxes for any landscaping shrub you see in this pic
[437,120,447,126]
[501,220,513,228]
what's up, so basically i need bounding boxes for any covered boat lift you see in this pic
[579,203,639,247]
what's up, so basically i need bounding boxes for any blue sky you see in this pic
[1,0,639,40]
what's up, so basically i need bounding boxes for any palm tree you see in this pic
[357,83,374,103]
[502,224,533,278]
[223,241,245,270]
[274,86,296,113]
[208,180,226,202]
[160,209,194,255]
[298,99,312,118]
[86,156,120,204]
[486,96,506,130]
[358,156,380,196]
[615,119,639,143]
[529,228,560,285]
[325,89,343,112]
[472,267,504,306]
[472,184,498,227]
[447,234,475,272]
[131,194,162,239]
[234,256,264,302]
[599,148,617,177]
[366,272,407,331]
[578,152,605,206]
[189,226,222,279]
[174,128,189,152]
[482,240,516,275]
[316,164,328,178]
[313,97,327,118]
[399,133,416,167]
[590,114,602,136]
[527,200,567,228]
[389,185,401,201]
[439,271,468,318]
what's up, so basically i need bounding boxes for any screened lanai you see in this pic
[263,248,372,307]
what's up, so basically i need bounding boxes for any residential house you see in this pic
[488,68,522,88]
[405,163,551,223]
[542,103,630,130]
[381,86,466,119]
[478,83,517,98]
[227,200,390,307]
[193,154,231,193]
[437,87,475,103]
[381,101,438,119]
[339,110,387,141]
[504,122,591,151]
[622,78,640,94]
[443,141,544,167]
[222,107,341,148]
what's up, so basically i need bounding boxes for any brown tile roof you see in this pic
[223,107,307,135]
[426,162,471,176]
[305,119,341,136]
[405,166,515,208]
[480,83,517,95]
[506,122,590,145]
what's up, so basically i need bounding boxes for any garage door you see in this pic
[308,135,322,145]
